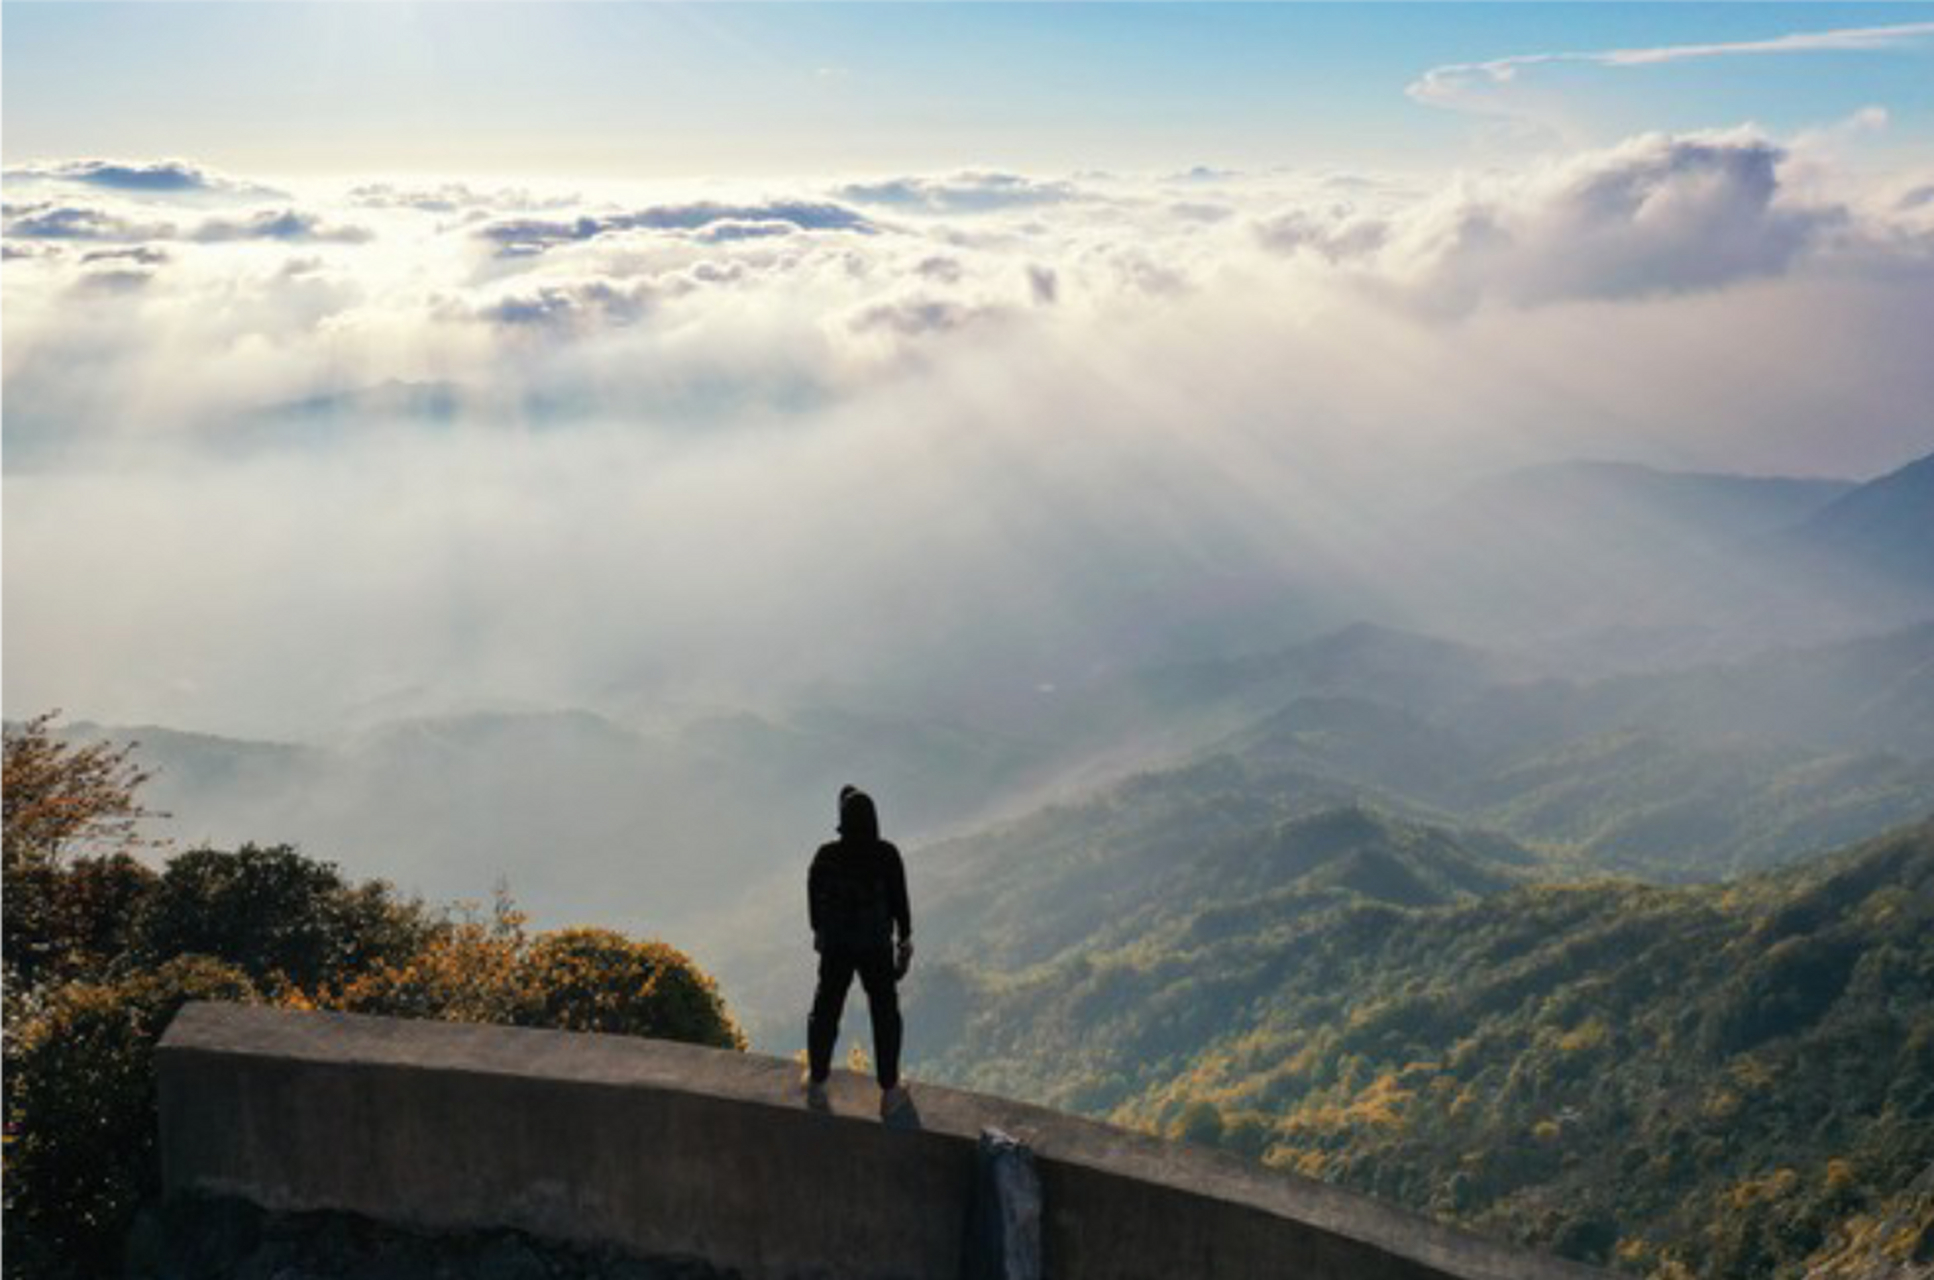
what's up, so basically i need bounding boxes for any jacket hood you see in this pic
[838,784,880,843]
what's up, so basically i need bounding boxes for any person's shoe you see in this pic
[804,1076,830,1112]
[880,1082,911,1119]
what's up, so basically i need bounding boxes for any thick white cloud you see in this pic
[848,296,1010,338]
[3,157,287,202]
[1369,131,1844,312]
[81,245,171,266]
[1,200,373,245]
[191,209,374,244]
[1248,130,1914,321]
[467,277,663,332]
[1253,207,1389,262]
[71,266,155,295]
[348,181,580,215]
[3,201,176,241]
[476,201,875,257]
[837,172,1081,215]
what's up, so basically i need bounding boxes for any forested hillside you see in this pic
[911,819,1934,1277]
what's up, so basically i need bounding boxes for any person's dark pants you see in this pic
[808,943,901,1089]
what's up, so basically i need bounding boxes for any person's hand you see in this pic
[894,937,914,979]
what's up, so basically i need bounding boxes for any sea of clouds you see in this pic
[6,127,1933,735]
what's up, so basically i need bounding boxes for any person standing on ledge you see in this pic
[806,784,914,1118]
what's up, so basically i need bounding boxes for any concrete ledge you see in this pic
[158,1002,1605,1280]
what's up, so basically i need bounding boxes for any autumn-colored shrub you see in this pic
[2,958,260,1280]
[516,927,745,1049]
[330,896,529,1024]
[335,909,745,1051]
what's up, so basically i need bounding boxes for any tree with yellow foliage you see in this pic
[3,712,163,989]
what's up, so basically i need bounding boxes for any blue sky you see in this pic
[7,3,1933,177]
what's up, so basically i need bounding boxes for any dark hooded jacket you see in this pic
[808,788,911,952]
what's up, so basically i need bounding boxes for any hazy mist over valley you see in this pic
[7,6,1934,1276]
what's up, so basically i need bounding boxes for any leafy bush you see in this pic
[130,844,432,994]
[2,958,260,1280]
[5,853,159,991]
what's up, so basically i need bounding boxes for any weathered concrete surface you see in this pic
[128,1192,734,1280]
[158,1002,1607,1280]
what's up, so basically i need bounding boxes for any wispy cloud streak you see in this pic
[1410,22,1934,112]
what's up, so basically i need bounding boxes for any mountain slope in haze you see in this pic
[54,704,1055,936]
[1184,620,1934,878]
[1452,622,1934,765]
[1411,461,1852,632]
[979,608,1934,830]
[1131,621,1515,721]
[839,621,1527,800]
[1227,697,1934,882]
[1455,460,1854,549]
[1788,450,1934,597]
[914,818,1934,1278]
[1402,457,1928,656]
[1452,728,1934,879]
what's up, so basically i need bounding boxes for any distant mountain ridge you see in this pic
[1137,621,1513,718]
[1459,459,1856,547]
[1405,453,1926,655]
[1787,449,1934,595]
